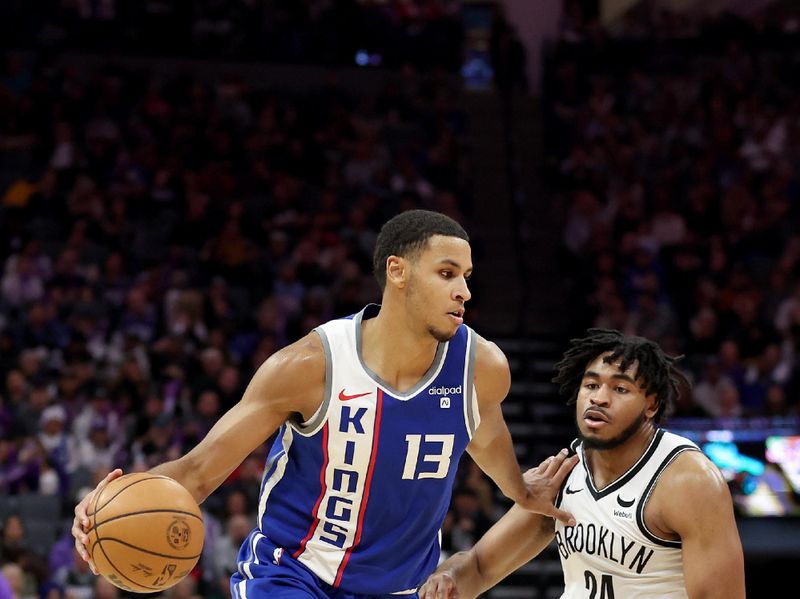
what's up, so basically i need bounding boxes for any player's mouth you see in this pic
[447,308,465,325]
[583,408,609,429]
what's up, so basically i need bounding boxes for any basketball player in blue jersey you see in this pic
[72,209,578,597]
[420,329,746,599]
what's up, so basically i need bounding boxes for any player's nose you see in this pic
[454,277,471,302]
[589,385,611,405]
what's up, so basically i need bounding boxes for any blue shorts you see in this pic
[231,535,419,599]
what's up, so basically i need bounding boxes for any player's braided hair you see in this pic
[551,328,689,423]
[373,209,469,289]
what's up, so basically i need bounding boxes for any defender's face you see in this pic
[406,235,472,342]
[575,353,657,449]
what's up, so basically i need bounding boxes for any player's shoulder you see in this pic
[472,332,509,372]
[245,332,325,416]
[656,448,729,506]
[472,332,511,401]
[652,446,735,537]
[258,332,325,386]
[249,332,326,416]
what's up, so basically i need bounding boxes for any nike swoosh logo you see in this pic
[338,389,371,401]
[617,495,635,508]
[565,486,582,495]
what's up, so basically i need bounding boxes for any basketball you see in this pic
[85,473,205,593]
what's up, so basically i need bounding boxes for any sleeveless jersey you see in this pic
[553,429,700,599]
[240,305,481,595]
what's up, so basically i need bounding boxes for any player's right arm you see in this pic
[420,503,555,599]
[467,336,576,525]
[72,332,326,571]
[150,333,324,501]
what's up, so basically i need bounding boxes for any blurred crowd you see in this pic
[0,50,473,597]
[3,0,800,597]
[1,0,463,71]
[548,3,800,419]
[559,0,800,43]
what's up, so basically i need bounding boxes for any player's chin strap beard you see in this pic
[580,410,650,451]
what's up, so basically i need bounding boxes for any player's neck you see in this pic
[359,305,441,392]
[584,426,657,490]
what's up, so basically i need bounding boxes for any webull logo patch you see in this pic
[429,385,462,396]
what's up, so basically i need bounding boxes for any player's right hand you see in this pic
[419,571,459,599]
[72,468,123,575]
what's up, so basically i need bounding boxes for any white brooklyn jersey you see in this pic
[553,430,700,599]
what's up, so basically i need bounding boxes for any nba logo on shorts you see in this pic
[440,397,451,409]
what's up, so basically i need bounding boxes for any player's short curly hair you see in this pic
[372,210,469,289]
[552,328,689,423]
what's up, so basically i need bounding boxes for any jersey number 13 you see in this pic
[402,434,454,479]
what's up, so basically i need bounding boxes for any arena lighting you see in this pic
[354,50,382,67]
[703,441,765,476]
[355,50,369,66]
[668,418,800,517]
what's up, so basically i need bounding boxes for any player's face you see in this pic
[406,235,472,342]
[575,353,657,450]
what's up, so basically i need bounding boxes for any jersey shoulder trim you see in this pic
[636,443,701,548]
[463,326,479,438]
[289,327,332,436]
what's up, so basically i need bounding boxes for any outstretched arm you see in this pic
[467,335,577,524]
[657,452,746,599]
[421,498,556,598]
[73,332,325,571]
[151,333,325,501]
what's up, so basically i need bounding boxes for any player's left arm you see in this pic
[420,505,556,599]
[467,335,577,525]
[658,451,746,599]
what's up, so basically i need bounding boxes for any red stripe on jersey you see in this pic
[333,388,384,587]
[292,423,329,559]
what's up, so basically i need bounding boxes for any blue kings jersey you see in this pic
[242,304,480,594]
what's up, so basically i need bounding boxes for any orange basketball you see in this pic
[86,473,204,593]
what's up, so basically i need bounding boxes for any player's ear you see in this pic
[386,256,408,289]
[644,393,659,420]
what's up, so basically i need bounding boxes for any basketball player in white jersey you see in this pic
[420,329,746,599]
[71,210,578,597]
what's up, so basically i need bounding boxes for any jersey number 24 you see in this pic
[585,570,615,599]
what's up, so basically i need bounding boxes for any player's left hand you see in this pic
[419,571,459,599]
[516,449,578,526]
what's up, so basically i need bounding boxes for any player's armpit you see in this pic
[151,332,326,503]
[656,451,745,599]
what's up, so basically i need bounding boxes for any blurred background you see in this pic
[0,0,798,597]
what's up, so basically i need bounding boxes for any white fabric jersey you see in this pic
[553,429,700,599]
